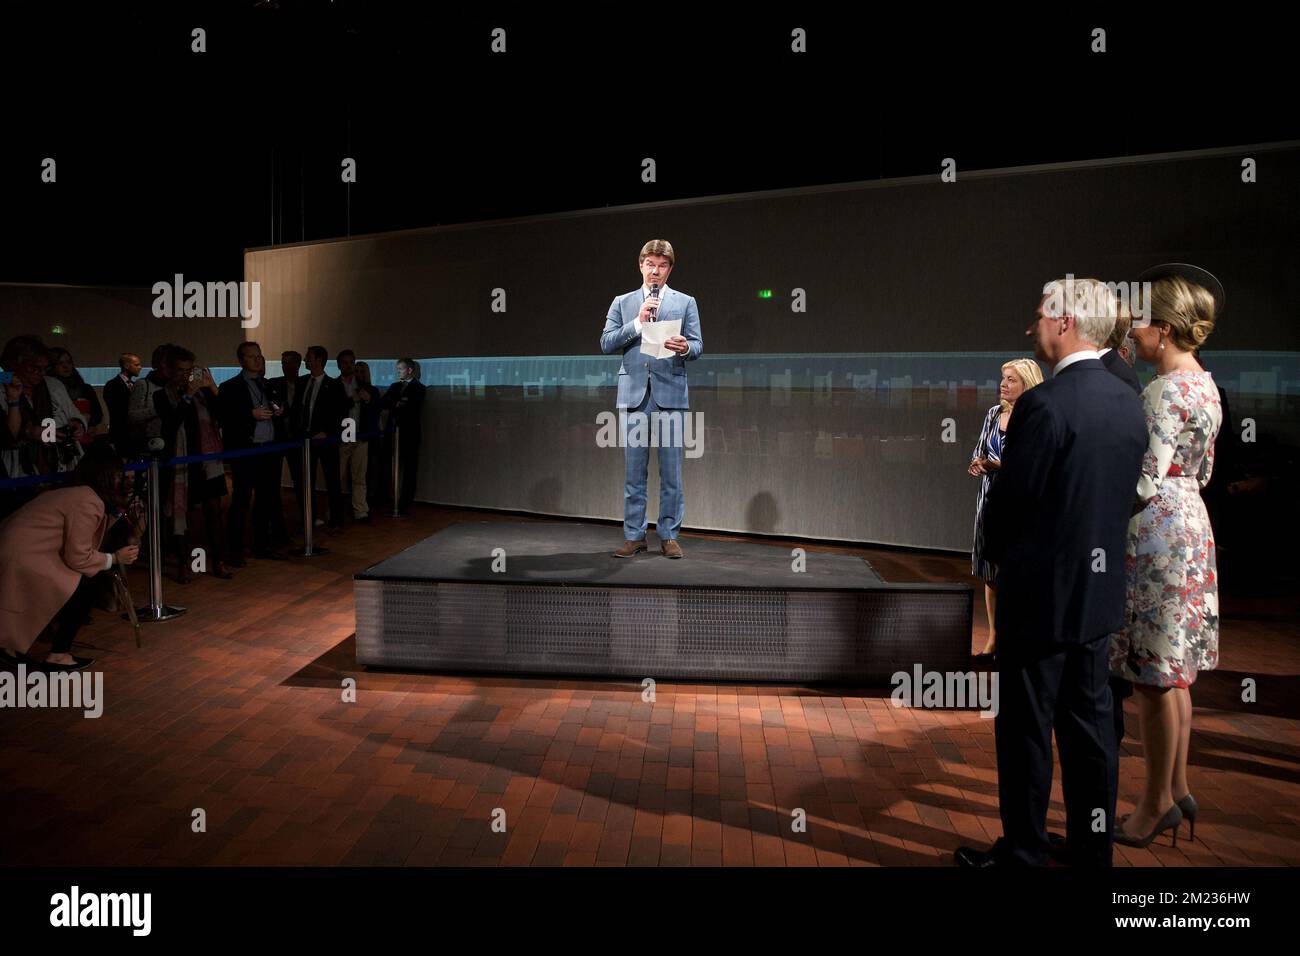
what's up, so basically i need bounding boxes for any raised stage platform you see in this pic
[354,522,973,683]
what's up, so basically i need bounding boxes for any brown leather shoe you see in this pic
[613,539,648,558]
[661,539,683,559]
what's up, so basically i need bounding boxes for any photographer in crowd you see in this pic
[0,440,139,671]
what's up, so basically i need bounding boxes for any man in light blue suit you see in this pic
[600,239,703,558]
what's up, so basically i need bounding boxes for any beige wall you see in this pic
[1,283,245,370]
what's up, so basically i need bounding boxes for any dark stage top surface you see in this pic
[356,522,889,590]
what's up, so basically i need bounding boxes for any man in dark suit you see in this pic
[297,345,349,530]
[217,341,288,562]
[1100,305,1142,395]
[955,277,1146,868]
[1098,305,1142,755]
[267,349,308,521]
[102,352,141,453]
[379,357,427,511]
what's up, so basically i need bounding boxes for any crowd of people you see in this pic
[0,337,428,670]
[959,266,1224,865]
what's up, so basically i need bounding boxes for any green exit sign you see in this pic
[757,290,772,299]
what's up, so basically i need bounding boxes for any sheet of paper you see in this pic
[639,319,681,359]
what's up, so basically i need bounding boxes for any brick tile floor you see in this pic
[2,500,1296,866]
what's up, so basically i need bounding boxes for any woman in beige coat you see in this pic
[0,442,138,670]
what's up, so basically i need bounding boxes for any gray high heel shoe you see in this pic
[1115,804,1183,848]
[1176,793,1199,843]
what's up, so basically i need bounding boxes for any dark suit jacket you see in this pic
[1100,348,1142,394]
[102,374,134,447]
[380,380,427,437]
[340,378,381,435]
[295,374,350,438]
[217,373,286,449]
[983,358,1146,648]
[266,374,308,437]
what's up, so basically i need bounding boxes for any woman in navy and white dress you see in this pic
[968,357,1043,658]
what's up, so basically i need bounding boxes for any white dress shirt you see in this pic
[1053,349,1101,376]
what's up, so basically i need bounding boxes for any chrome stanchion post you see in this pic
[134,456,185,622]
[293,436,327,556]
[390,424,403,518]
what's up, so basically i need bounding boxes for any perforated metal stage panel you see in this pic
[354,522,973,683]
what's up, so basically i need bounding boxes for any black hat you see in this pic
[1137,263,1225,321]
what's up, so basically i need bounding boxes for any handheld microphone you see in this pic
[648,282,659,321]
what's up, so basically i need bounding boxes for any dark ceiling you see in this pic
[2,2,1295,286]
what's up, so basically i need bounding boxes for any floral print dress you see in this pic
[1110,370,1222,688]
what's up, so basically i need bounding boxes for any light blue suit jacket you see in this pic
[600,286,703,409]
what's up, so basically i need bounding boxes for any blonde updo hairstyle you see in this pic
[1147,275,1217,352]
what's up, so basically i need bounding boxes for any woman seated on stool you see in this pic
[0,441,139,671]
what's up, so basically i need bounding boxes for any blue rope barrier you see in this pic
[0,469,76,489]
[0,428,391,490]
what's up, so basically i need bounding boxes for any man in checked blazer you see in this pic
[599,239,703,559]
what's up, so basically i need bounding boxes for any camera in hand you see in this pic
[138,436,168,461]
[53,431,81,468]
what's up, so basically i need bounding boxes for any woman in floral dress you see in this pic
[1110,268,1222,847]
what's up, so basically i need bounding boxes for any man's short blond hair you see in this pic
[639,240,675,267]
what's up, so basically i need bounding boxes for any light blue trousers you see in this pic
[621,385,684,541]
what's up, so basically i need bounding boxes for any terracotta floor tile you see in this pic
[1,501,1291,869]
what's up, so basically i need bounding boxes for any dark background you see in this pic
[3,3,1296,556]
[2,2,1297,287]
